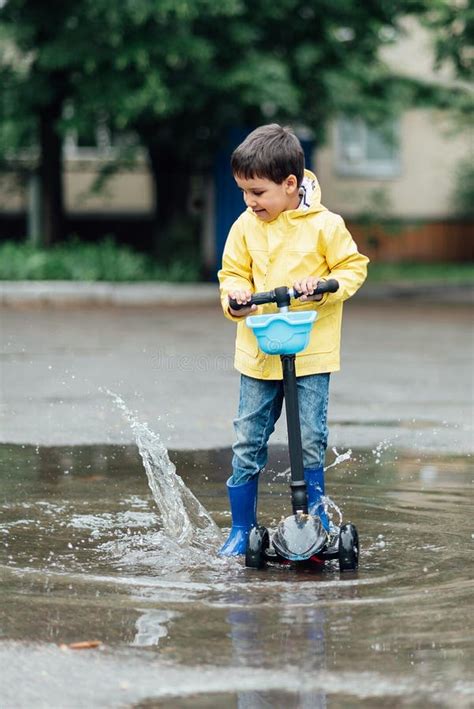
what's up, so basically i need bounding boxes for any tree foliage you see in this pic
[426,0,473,80]
[421,0,474,128]
[0,0,470,249]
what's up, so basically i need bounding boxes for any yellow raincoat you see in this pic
[218,169,369,379]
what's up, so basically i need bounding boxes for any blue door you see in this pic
[214,128,314,275]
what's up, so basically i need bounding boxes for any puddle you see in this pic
[0,442,472,707]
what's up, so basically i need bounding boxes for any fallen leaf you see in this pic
[61,640,102,650]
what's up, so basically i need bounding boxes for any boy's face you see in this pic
[234,174,300,222]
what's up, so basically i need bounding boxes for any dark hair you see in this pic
[231,124,305,186]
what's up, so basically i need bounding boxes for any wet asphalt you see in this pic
[1,298,472,454]
[1,290,473,708]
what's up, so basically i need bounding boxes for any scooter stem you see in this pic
[281,354,308,515]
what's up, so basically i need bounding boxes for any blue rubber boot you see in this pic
[304,466,330,532]
[219,476,258,556]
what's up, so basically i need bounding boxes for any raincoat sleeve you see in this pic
[218,219,254,322]
[317,216,369,306]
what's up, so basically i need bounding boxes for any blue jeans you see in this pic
[232,373,330,485]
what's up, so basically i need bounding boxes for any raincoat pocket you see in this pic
[235,320,259,358]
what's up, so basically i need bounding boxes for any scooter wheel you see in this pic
[245,525,269,569]
[338,523,359,572]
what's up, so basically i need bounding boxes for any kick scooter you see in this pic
[229,279,359,572]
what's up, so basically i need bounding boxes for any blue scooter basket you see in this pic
[247,311,317,355]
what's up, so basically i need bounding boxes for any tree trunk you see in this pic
[147,142,193,260]
[39,100,64,247]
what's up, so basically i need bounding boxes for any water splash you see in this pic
[271,448,352,484]
[372,440,392,465]
[324,447,352,472]
[321,494,343,528]
[104,389,222,548]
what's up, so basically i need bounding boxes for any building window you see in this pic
[335,117,400,178]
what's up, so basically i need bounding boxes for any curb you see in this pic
[357,281,473,304]
[0,280,472,306]
[0,281,219,306]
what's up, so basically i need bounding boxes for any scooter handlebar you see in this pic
[228,278,339,311]
[292,278,339,300]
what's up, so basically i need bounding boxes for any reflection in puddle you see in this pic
[132,609,179,647]
[0,441,472,707]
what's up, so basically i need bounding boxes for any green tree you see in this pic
[1,0,468,252]
[0,1,84,245]
[427,0,473,81]
[72,0,431,255]
[423,1,473,216]
[422,0,473,127]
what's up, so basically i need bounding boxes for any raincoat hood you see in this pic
[246,169,325,224]
[294,170,324,216]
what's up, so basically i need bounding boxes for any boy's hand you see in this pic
[293,276,324,302]
[228,289,257,317]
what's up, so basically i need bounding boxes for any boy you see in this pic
[218,124,368,556]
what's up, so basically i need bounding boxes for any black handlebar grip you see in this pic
[293,278,339,299]
[252,290,276,305]
[228,289,276,311]
[228,297,249,311]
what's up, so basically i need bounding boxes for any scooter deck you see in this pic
[262,534,339,566]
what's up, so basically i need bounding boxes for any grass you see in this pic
[368,262,474,284]
[0,237,201,282]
